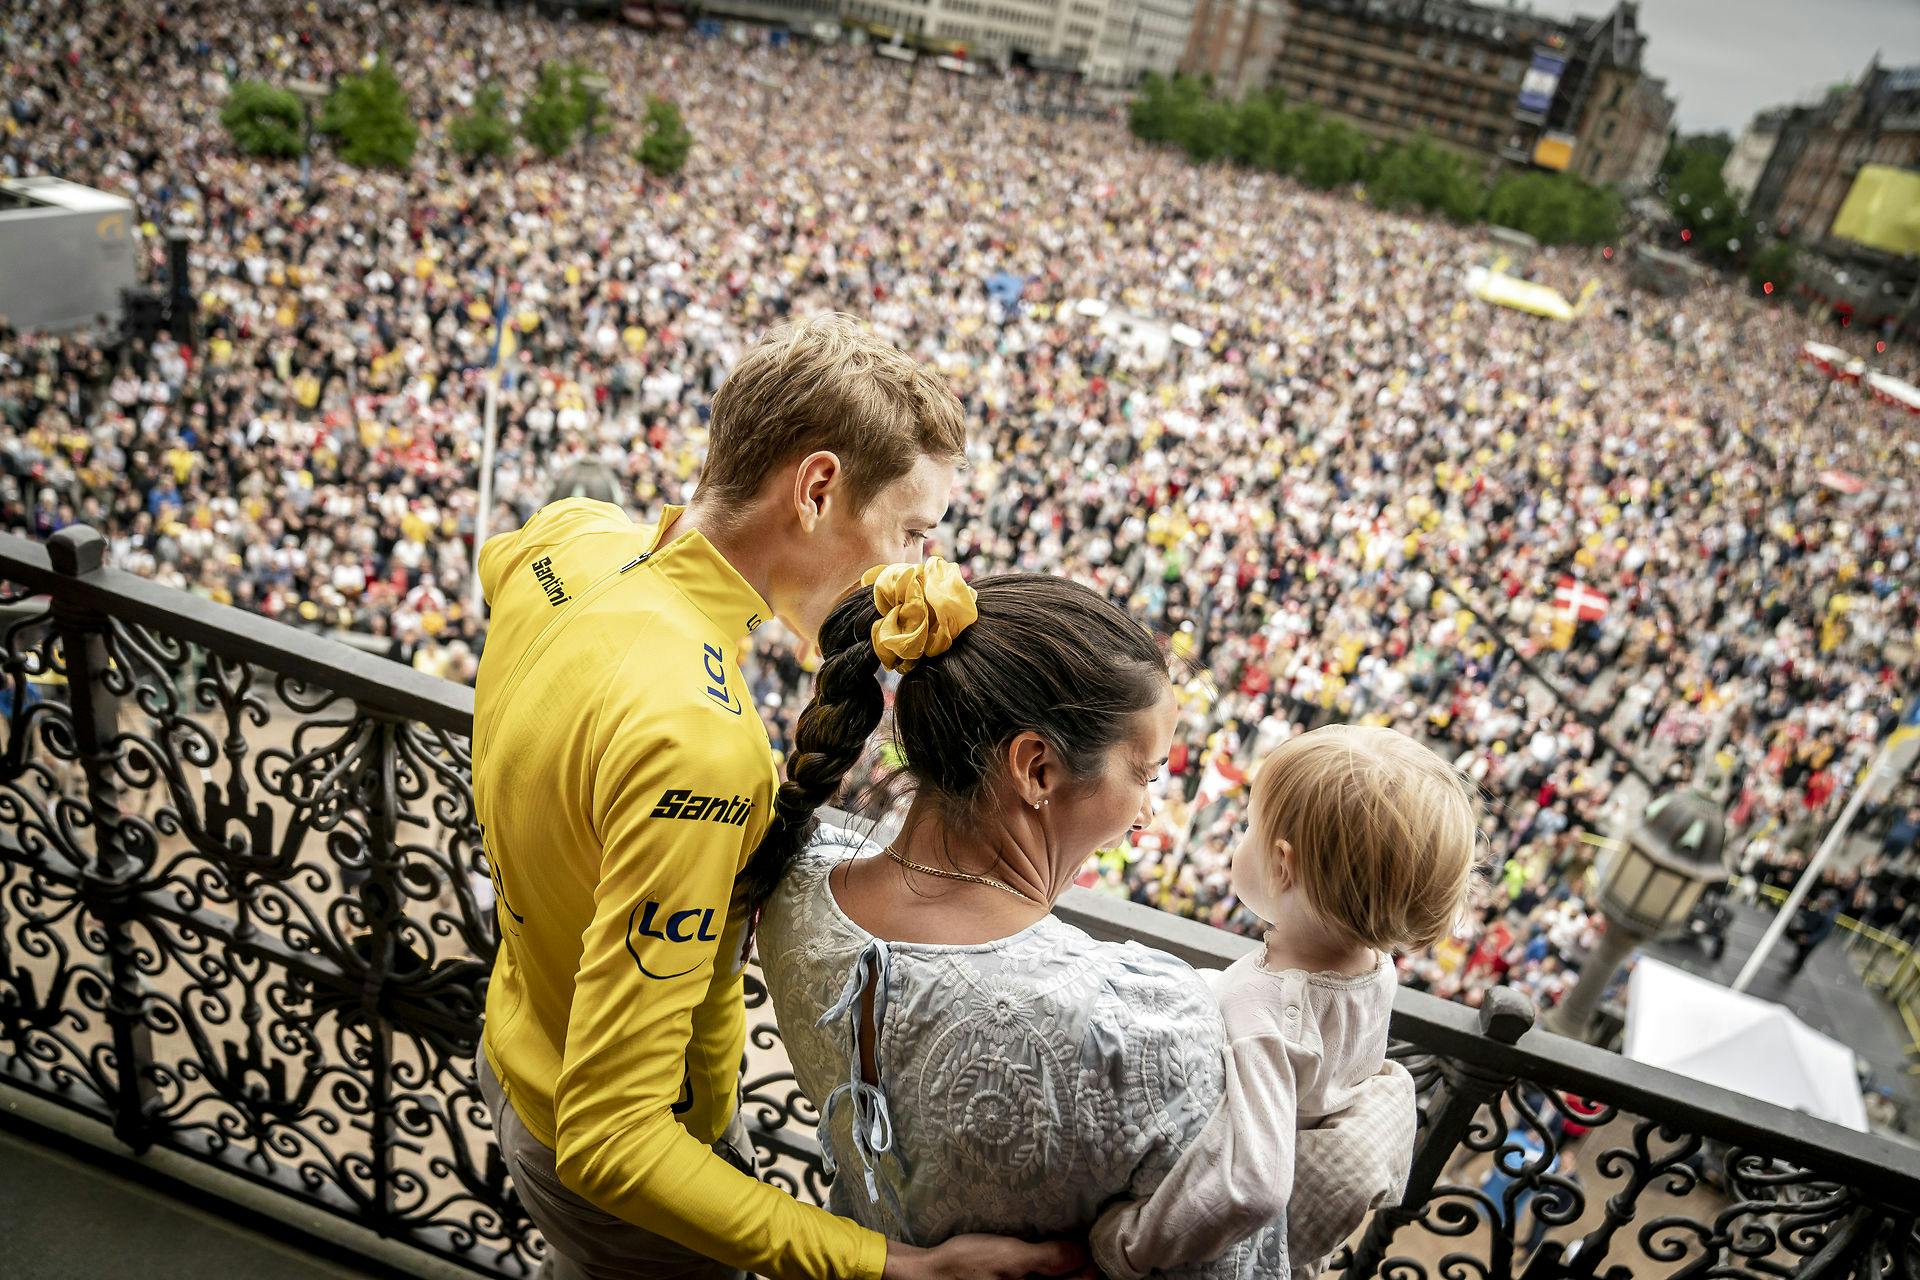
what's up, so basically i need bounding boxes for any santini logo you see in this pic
[650,788,754,826]
[624,899,721,980]
[530,556,571,607]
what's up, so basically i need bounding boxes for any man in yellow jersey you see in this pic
[472,315,1082,1280]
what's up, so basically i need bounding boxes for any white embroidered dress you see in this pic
[759,828,1288,1279]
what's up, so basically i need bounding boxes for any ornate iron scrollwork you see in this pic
[3,541,1916,1280]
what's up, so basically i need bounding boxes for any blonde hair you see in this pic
[701,313,967,510]
[1252,724,1480,952]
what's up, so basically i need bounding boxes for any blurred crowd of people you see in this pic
[5,0,1919,1013]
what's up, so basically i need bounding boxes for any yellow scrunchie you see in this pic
[862,557,978,674]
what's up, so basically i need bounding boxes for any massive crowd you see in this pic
[5,0,1918,1021]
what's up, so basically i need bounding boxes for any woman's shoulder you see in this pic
[756,826,869,979]
[770,824,1225,1055]
[1077,941,1228,1130]
[1081,939,1225,1034]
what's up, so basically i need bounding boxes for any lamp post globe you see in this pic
[1546,787,1729,1041]
[547,460,625,509]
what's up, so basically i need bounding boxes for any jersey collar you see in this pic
[646,505,773,639]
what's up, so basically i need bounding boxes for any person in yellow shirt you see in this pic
[473,315,1079,1280]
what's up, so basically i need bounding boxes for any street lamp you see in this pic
[579,72,610,147]
[287,79,330,194]
[547,459,624,508]
[1546,787,1728,1042]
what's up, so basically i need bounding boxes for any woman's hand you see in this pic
[884,1234,1094,1280]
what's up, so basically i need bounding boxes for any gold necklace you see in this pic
[883,846,1039,904]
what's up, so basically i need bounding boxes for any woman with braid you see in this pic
[757,562,1419,1278]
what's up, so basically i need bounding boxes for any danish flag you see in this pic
[1553,577,1608,622]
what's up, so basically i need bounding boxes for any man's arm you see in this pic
[550,726,888,1280]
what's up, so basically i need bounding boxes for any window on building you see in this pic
[1469,49,1485,73]
[1442,43,1460,66]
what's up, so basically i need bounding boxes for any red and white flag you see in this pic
[1553,576,1608,622]
[1195,748,1247,809]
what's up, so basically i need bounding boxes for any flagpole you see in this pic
[1173,789,1205,871]
[1729,758,1873,993]
[471,279,512,621]
[471,371,500,620]
[1730,700,1913,992]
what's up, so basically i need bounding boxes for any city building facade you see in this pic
[1196,0,1672,185]
[830,0,1194,78]
[1748,60,1920,247]
[1723,108,1788,207]
[1179,0,1293,98]
[1091,0,1201,82]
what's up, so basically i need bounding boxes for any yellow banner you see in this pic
[1831,165,1920,256]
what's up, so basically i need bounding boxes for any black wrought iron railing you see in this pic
[1,525,1916,1280]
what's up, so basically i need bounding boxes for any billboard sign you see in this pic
[1532,131,1577,171]
[1830,165,1920,256]
[1517,51,1566,116]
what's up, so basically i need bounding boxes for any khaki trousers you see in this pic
[477,1049,756,1280]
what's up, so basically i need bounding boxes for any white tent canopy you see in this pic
[1623,958,1868,1132]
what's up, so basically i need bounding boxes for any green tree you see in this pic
[1180,99,1234,164]
[522,62,581,158]
[220,80,306,159]
[1571,183,1624,245]
[637,97,694,178]
[1368,135,1481,220]
[1659,130,1734,180]
[521,61,609,159]
[568,64,610,142]
[1128,72,1174,142]
[1226,95,1282,168]
[1485,171,1619,245]
[1748,239,1799,293]
[1128,73,1207,146]
[318,56,416,169]
[1663,140,1755,264]
[1267,103,1319,175]
[1295,117,1368,189]
[449,83,514,162]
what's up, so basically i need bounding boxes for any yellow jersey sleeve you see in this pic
[550,709,888,1280]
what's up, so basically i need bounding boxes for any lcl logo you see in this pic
[624,899,721,980]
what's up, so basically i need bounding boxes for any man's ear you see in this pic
[791,451,843,534]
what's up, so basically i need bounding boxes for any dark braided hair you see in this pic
[738,589,886,908]
[740,573,1167,908]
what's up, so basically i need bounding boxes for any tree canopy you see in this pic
[637,96,694,177]
[220,80,306,159]
[319,56,416,169]
[449,83,514,162]
[1127,79,1617,242]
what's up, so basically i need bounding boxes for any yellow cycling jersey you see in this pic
[473,498,886,1280]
